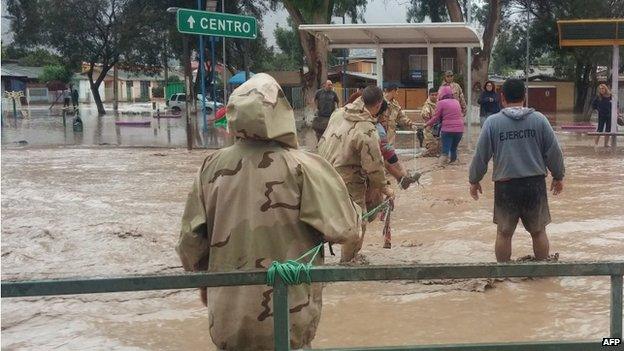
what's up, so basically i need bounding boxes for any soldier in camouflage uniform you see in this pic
[420,88,441,157]
[383,83,414,146]
[176,73,361,351]
[441,70,467,115]
[317,86,394,256]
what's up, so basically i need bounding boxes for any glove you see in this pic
[399,171,422,189]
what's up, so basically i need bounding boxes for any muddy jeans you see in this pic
[494,175,551,234]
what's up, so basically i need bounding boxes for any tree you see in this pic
[271,0,368,116]
[333,0,367,23]
[39,65,73,84]
[490,20,528,74]
[19,49,62,66]
[1,45,62,66]
[271,20,304,70]
[406,0,505,87]
[8,0,167,115]
[510,0,623,113]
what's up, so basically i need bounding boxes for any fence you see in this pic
[2,261,622,350]
[26,87,49,103]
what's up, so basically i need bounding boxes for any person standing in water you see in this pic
[477,80,501,127]
[592,83,615,148]
[469,79,565,262]
[176,74,361,350]
[312,80,339,141]
[426,85,464,165]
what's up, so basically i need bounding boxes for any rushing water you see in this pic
[1,106,623,350]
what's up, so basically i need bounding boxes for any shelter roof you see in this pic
[298,23,482,49]
[328,71,377,81]
[557,19,624,46]
[1,64,45,79]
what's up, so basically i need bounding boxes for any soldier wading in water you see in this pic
[176,74,361,350]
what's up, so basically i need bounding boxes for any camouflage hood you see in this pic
[343,96,377,123]
[226,73,299,148]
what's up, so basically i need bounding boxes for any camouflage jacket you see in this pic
[317,97,387,210]
[443,82,467,115]
[420,97,437,122]
[176,74,361,351]
[384,96,413,146]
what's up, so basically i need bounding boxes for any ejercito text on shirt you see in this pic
[499,129,536,141]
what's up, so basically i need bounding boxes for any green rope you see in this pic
[361,199,391,221]
[266,199,391,286]
[266,243,323,286]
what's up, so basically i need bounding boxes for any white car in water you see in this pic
[166,93,223,114]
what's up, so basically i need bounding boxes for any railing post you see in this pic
[272,275,290,351]
[611,275,623,338]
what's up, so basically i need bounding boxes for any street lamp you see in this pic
[167,7,193,150]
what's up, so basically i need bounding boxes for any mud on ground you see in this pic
[2,135,623,349]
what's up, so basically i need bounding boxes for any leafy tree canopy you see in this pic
[39,65,74,84]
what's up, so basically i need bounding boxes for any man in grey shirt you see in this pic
[469,79,565,262]
[313,80,339,140]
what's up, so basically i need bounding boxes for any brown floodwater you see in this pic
[1,128,623,350]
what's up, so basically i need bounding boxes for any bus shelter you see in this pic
[299,23,482,151]
[557,19,623,146]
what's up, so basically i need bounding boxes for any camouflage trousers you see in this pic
[422,127,441,157]
[342,181,384,260]
[346,182,384,218]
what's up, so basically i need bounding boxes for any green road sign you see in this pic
[176,8,257,39]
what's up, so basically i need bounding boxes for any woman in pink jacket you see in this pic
[425,85,465,164]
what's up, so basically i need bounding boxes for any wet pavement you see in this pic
[1,106,624,350]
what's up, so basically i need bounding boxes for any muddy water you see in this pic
[2,131,623,350]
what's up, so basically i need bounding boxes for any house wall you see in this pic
[383,48,458,109]
[383,48,458,89]
[78,80,104,103]
[347,61,376,74]
[25,84,49,103]
[527,81,575,112]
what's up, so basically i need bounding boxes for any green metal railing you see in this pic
[2,261,623,350]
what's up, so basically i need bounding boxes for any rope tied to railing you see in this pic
[266,243,323,286]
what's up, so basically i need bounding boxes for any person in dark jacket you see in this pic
[477,80,501,127]
[592,83,613,148]
[70,84,79,109]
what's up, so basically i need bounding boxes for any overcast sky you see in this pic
[263,0,409,48]
[1,0,431,49]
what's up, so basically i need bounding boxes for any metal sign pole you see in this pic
[198,0,208,133]
[611,44,619,148]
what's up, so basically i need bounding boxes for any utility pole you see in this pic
[199,0,208,132]
[525,0,530,106]
[163,33,169,91]
[342,15,347,104]
[222,0,227,103]
[244,40,250,81]
[466,0,472,148]
[183,35,193,150]
[113,65,118,112]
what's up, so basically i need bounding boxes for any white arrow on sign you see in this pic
[187,16,196,29]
